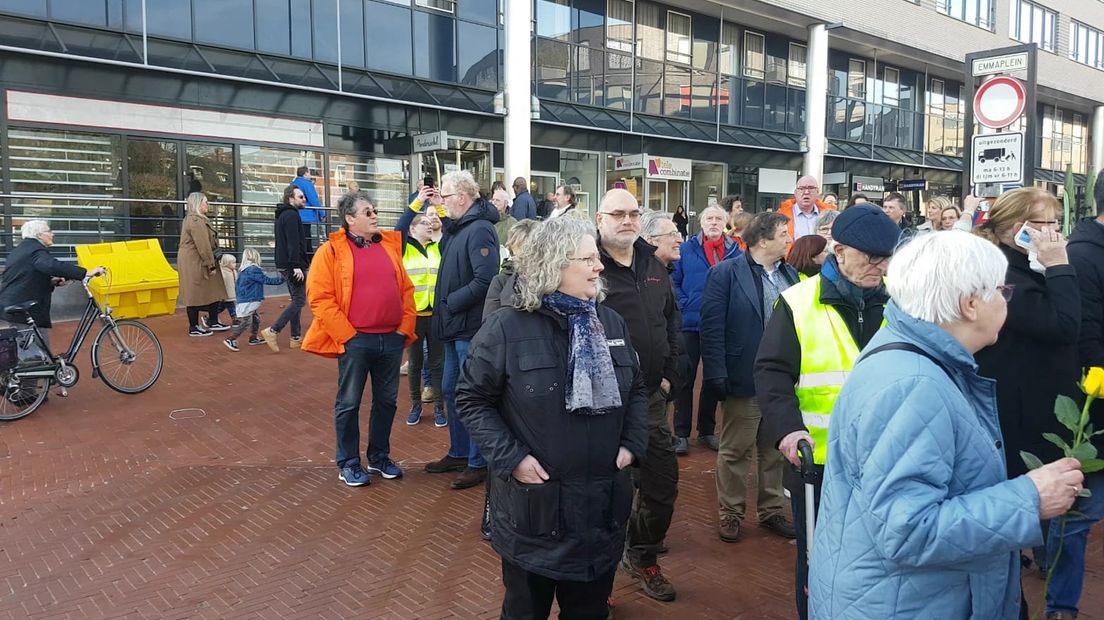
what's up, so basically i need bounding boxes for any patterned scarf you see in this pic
[541,291,622,415]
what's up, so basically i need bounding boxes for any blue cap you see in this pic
[830,205,901,257]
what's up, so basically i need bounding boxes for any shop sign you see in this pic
[647,156,692,181]
[614,153,645,170]
[852,176,885,193]
[897,179,927,191]
[971,132,1023,184]
[412,130,448,153]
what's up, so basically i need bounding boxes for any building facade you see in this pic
[0,0,1100,266]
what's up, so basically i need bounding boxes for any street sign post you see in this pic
[962,44,1037,192]
[971,133,1024,184]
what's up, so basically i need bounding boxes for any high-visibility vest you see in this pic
[403,241,441,314]
[780,275,861,465]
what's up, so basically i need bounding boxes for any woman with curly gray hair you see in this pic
[457,217,648,618]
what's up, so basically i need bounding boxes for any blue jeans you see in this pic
[334,332,405,469]
[1046,471,1104,615]
[442,339,485,468]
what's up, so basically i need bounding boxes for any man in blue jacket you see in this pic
[422,170,500,491]
[700,212,797,544]
[291,166,325,252]
[510,177,538,221]
[671,204,736,455]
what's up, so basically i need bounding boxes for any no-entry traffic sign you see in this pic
[973,76,1027,129]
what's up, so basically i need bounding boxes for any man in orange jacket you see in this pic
[777,175,836,242]
[303,190,417,487]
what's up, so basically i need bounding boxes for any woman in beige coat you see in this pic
[178,192,228,336]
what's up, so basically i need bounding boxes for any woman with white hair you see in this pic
[456,217,648,618]
[808,231,1084,619]
[0,220,105,346]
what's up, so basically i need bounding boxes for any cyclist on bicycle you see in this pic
[0,220,106,350]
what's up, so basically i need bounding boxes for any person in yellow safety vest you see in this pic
[402,213,446,428]
[753,204,901,620]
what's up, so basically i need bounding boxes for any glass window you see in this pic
[3,0,46,17]
[458,0,496,25]
[415,0,455,13]
[290,0,312,58]
[536,38,570,100]
[847,59,866,99]
[882,66,899,107]
[664,65,689,118]
[576,0,604,41]
[1070,21,1104,69]
[788,43,806,88]
[458,21,497,88]
[185,142,236,253]
[605,51,632,110]
[340,0,365,67]
[690,13,717,71]
[1010,0,1056,52]
[49,0,107,26]
[690,69,717,122]
[606,0,633,53]
[743,31,764,79]
[743,81,764,128]
[636,2,663,62]
[635,58,663,115]
[413,9,456,82]
[312,0,338,63]
[763,83,787,132]
[572,42,601,105]
[240,145,322,256]
[536,0,570,41]
[139,0,192,39]
[719,22,738,76]
[364,1,411,74]
[255,0,291,56]
[329,154,408,229]
[127,139,180,257]
[938,0,994,30]
[194,0,255,50]
[666,10,691,65]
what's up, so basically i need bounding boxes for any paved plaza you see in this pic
[1,300,1101,619]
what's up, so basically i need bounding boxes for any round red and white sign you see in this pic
[973,76,1027,129]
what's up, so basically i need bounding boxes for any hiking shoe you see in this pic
[247,336,265,346]
[406,403,422,426]
[421,386,438,402]
[674,436,689,455]
[260,327,279,352]
[433,406,447,428]
[760,513,796,539]
[189,327,212,337]
[620,558,676,602]
[698,434,720,451]
[425,455,467,473]
[289,337,302,349]
[207,322,231,332]
[718,515,741,543]
[366,459,403,480]
[223,338,240,352]
[338,465,370,487]
[451,467,487,490]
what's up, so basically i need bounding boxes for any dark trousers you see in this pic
[186,303,218,329]
[501,558,615,620]
[213,300,236,322]
[674,331,718,438]
[787,465,823,620]
[271,269,306,338]
[408,314,443,407]
[625,390,679,568]
[230,312,260,340]
[334,332,405,469]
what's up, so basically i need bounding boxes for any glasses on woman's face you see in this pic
[567,253,602,266]
[995,284,1015,302]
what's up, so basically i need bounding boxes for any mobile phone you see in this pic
[1014,223,1037,252]
[972,199,991,227]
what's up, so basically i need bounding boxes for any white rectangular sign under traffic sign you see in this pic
[972,53,1028,77]
[972,132,1023,184]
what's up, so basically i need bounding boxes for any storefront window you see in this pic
[560,151,599,216]
[421,139,492,194]
[239,145,323,257]
[127,139,180,258]
[329,154,408,228]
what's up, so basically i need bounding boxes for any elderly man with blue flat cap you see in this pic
[753,204,902,620]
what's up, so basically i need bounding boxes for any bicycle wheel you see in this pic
[0,368,49,421]
[92,319,163,394]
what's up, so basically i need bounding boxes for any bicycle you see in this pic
[0,272,164,421]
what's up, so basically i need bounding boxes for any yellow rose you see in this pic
[1083,367,1104,400]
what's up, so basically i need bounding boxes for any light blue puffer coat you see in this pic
[809,302,1044,619]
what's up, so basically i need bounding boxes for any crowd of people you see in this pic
[11,163,1099,619]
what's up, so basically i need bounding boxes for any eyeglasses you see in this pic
[358,208,377,217]
[599,210,642,221]
[858,251,891,266]
[649,230,683,241]
[439,192,457,199]
[995,284,1015,302]
[796,186,820,193]
[293,194,305,200]
[1028,219,1059,227]
[567,254,602,266]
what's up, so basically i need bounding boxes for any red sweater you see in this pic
[348,243,402,333]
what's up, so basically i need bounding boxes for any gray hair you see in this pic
[493,188,512,207]
[338,190,376,230]
[21,219,50,239]
[514,218,600,312]
[887,230,1008,324]
[505,219,540,256]
[441,169,480,199]
[639,210,673,240]
[815,210,839,231]
[700,205,727,221]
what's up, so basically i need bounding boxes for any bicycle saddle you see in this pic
[2,301,38,316]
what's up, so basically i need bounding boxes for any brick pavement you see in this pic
[0,300,1101,619]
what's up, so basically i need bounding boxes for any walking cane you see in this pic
[797,439,816,561]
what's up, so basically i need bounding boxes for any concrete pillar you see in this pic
[1092,105,1104,178]
[504,0,532,192]
[803,23,829,183]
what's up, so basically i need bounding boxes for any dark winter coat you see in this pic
[0,238,87,327]
[671,232,739,332]
[432,198,500,343]
[456,304,649,582]
[755,271,888,449]
[1069,218,1104,368]
[976,243,1082,478]
[599,238,682,393]
[511,189,538,221]
[274,203,309,271]
[483,260,516,320]
[700,253,799,398]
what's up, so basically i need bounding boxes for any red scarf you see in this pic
[703,236,726,266]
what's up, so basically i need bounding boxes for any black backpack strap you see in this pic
[860,342,955,384]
